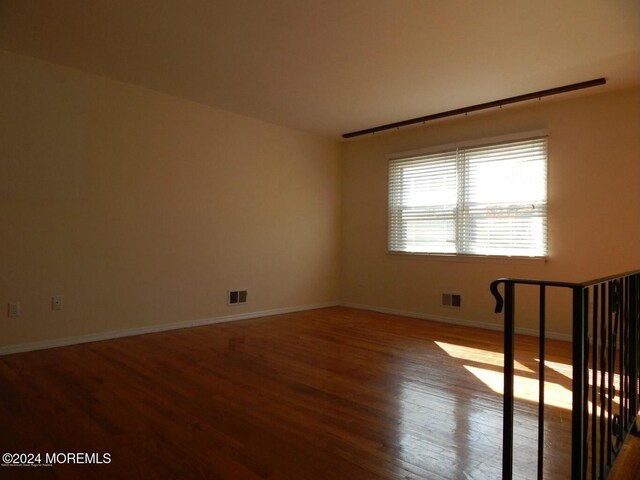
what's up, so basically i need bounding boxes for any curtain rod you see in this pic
[342,78,606,139]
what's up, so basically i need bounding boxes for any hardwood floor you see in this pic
[609,434,640,480]
[0,307,576,479]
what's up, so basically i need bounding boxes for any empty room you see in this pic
[1,1,639,479]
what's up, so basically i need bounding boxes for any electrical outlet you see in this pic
[51,295,64,311]
[8,302,21,317]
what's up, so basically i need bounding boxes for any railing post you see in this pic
[492,272,640,479]
[571,286,587,480]
[630,274,639,433]
[503,281,515,480]
[538,285,546,480]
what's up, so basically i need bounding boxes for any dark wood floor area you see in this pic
[609,434,640,480]
[0,307,576,479]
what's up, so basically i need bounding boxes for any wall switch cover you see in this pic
[52,295,64,311]
[8,302,21,317]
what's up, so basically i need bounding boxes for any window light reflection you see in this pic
[436,341,622,414]
[464,365,573,410]
[434,341,533,372]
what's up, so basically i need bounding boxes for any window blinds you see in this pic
[388,137,547,257]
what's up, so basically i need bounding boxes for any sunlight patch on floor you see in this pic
[434,341,533,372]
[435,341,621,413]
[541,358,621,391]
[464,365,573,410]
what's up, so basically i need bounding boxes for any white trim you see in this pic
[386,129,549,160]
[387,251,548,264]
[1,300,572,355]
[340,302,572,342]
[0,302,339,356]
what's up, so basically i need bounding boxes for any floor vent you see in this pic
[228,290,248,305]
[441,293,462,308]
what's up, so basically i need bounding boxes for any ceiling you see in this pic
[0,0,638,138]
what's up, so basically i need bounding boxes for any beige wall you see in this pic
[2,48,638,349]
[0,50,341,348]
[341,87,640,336]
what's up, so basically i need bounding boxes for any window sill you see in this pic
[387,251,548,265]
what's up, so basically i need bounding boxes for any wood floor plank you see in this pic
[0,306,579,479]
[609,434,640,480]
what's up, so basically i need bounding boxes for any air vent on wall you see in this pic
[441,292,462,309]
[228,290,248,306]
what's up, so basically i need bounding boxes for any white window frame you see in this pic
[387,131,548,258]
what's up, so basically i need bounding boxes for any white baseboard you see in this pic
[1,300,572,355]
[339,302,572,342]
[0,301,339,356]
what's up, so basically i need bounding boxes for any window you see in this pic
[388,135,547,257]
